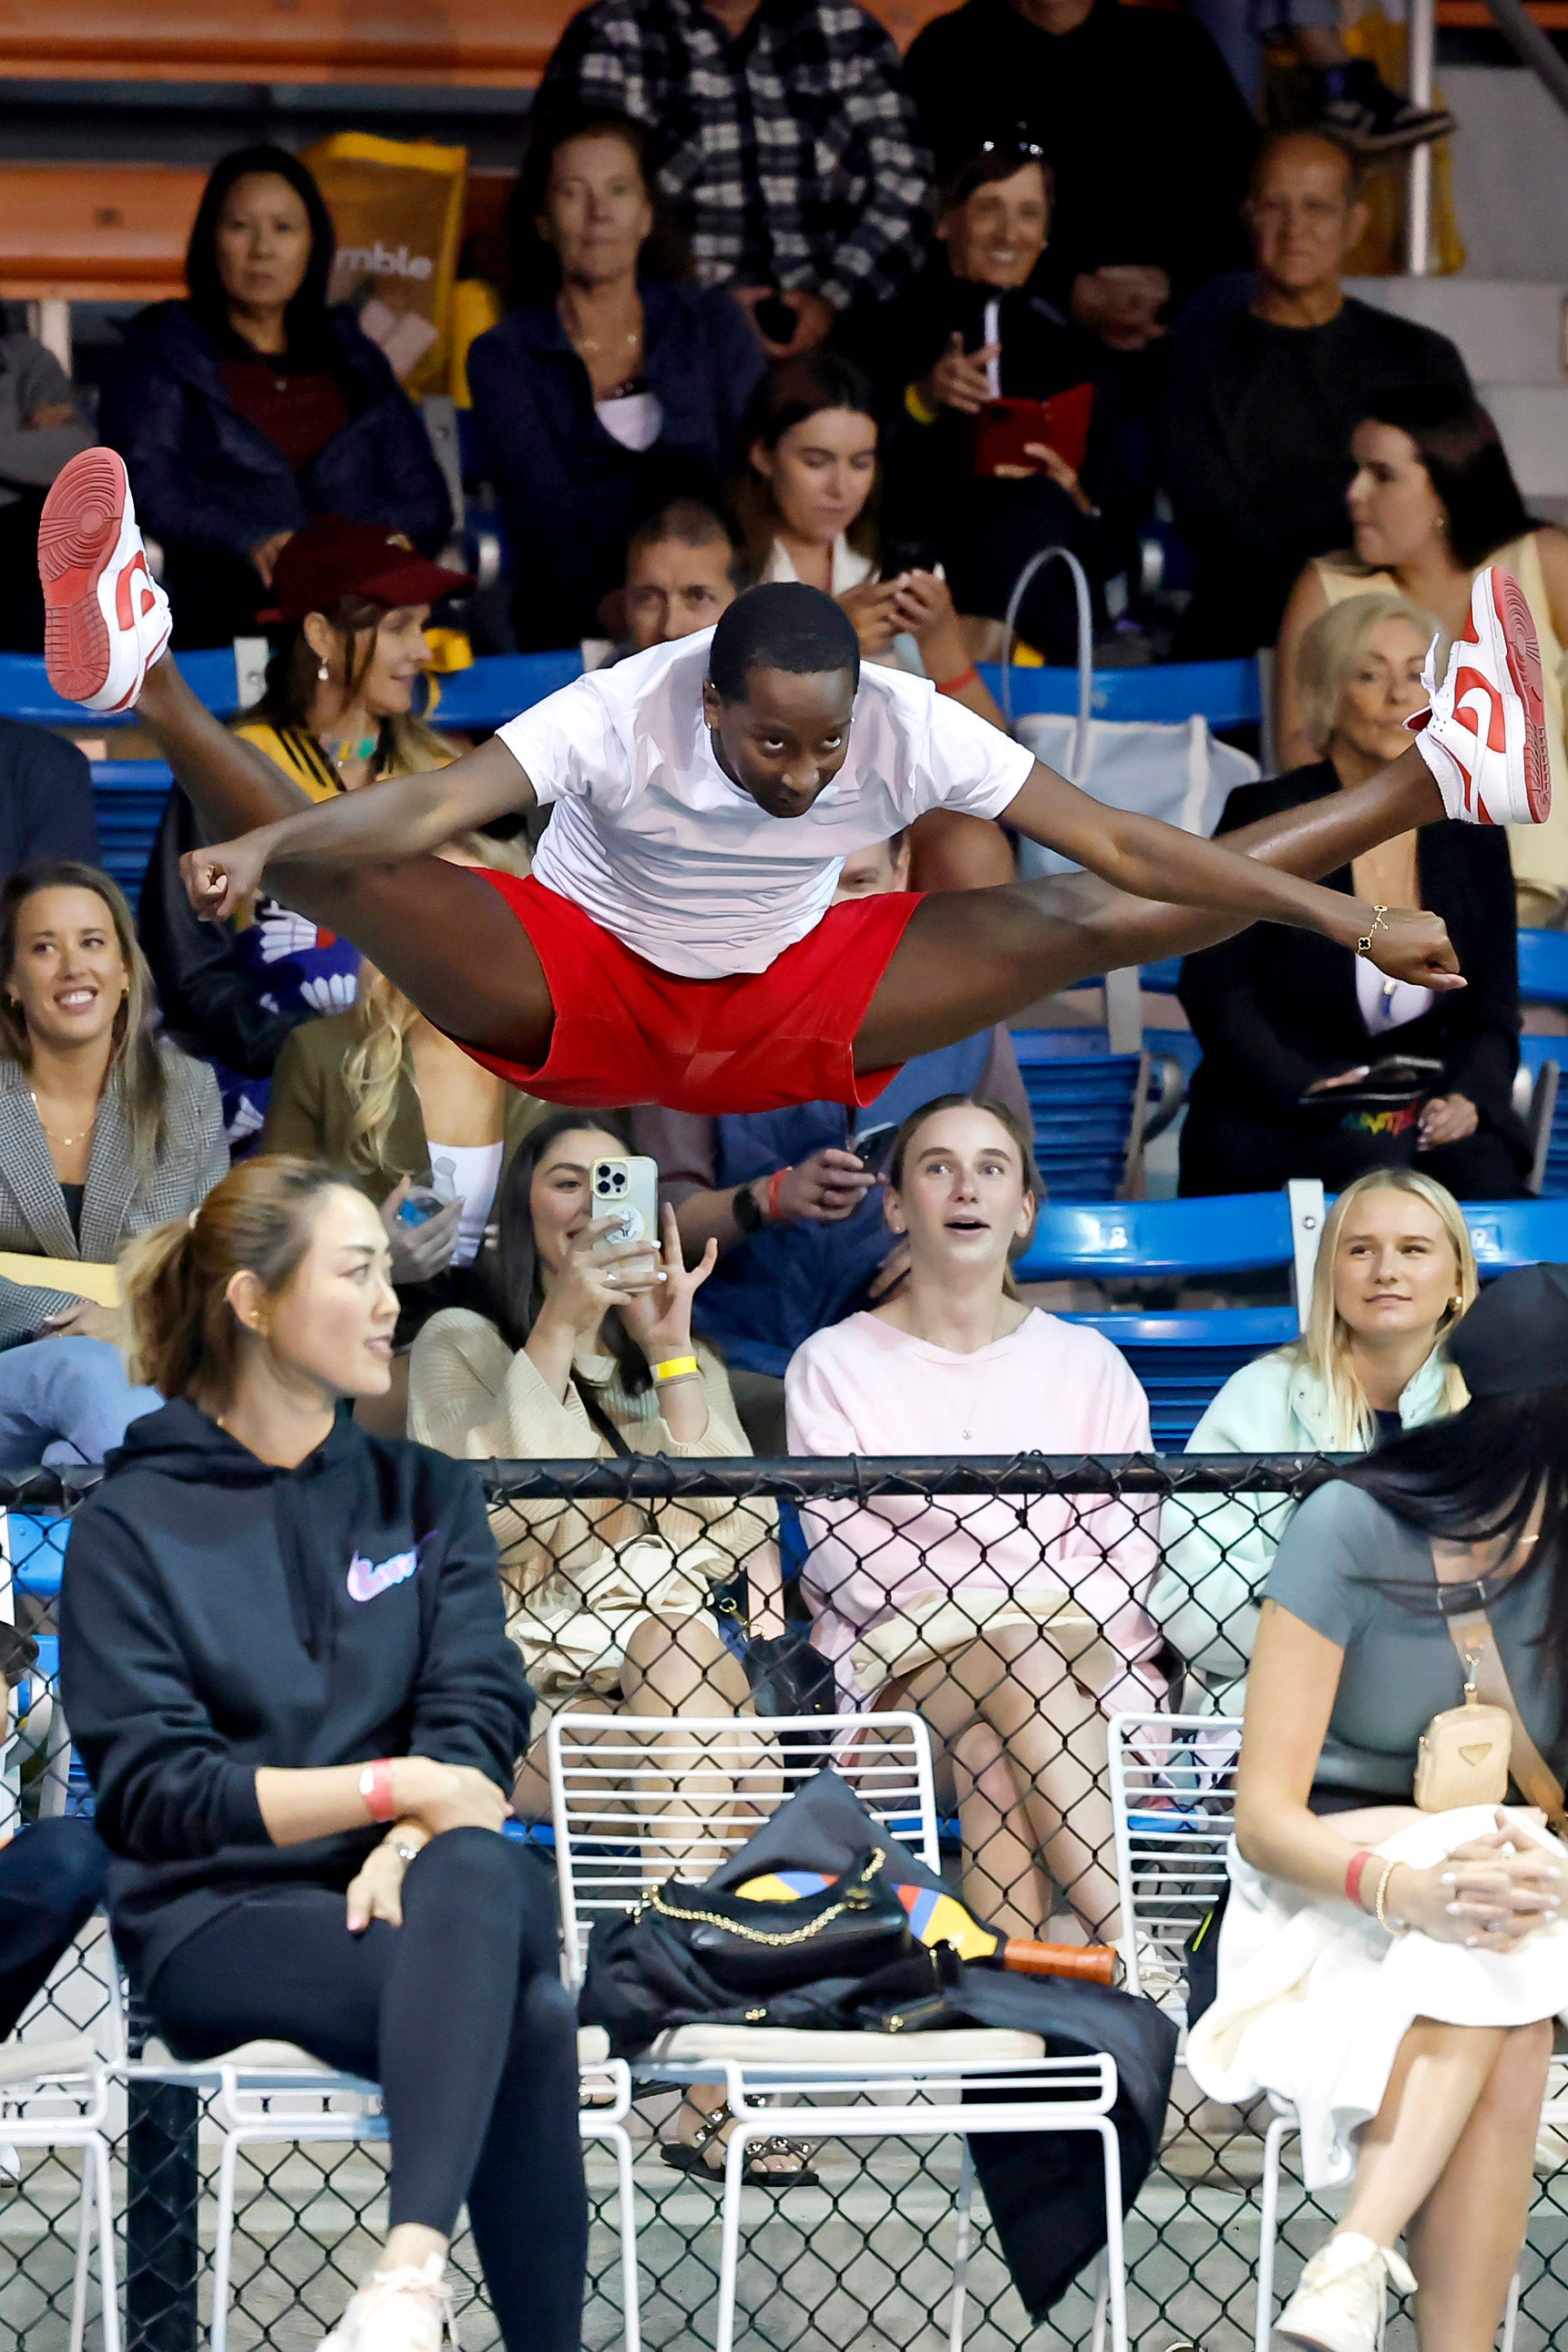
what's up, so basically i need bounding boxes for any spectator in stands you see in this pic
[1160,133,1471,657]
[1152,1167,1476,1712]
[100,145,453,648]
[470,108,765,652]
[0,326,94,652]
[630,832,1030,1452]
[261,928,548,1357]
[851,137,1130,660]
[139,518,471,1145]
[59,1155,583,2352]
[0,719,99,877]
[1177,591,1529,1199]
[735,355,1011,721]
[0,860,221,1464]
[407,1109,794,2179]
[1276,389,1568,925]
[903,3,1255,313]
[786,1094,1163,1940]
[617,498,743,653]
[1189,1266,1568,2352]
[537,0,927,357]
[0,1808,108,2046]
[0,864,227,1271]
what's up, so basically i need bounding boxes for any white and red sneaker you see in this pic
[37,447,170,715]
[1409,564,1551,826]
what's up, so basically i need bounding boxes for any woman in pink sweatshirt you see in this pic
[784,1094,1163,1940]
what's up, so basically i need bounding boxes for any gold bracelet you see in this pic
[1374,1858,1409,1936]
[652,1354,700,1384]
[904,381,939,426]
[1357,904,1390,957]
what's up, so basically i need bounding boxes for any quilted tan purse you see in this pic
[1414,1538,1568,1830]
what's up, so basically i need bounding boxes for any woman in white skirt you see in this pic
[1188,1263,1568,2352]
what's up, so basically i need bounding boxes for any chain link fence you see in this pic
[0,1454,1563,2352]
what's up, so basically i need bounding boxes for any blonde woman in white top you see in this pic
[1274,387,1568,919]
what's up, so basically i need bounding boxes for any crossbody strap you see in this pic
[1442,1604,1568,1832]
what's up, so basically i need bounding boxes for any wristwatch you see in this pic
[732,1179,766,1236]
[388,1838,424,1869]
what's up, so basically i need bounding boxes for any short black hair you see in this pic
[185,146,337,340]
[1358,387,1532,570]
[627,497,744,586]
[706,581,860,703]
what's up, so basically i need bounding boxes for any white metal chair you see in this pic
[0,2032,120,2352]
[548,1710,1129,2352]
[125,1996,643,2349]
[1108,1710,1525,2352]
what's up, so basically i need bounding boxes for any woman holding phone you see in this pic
[58,1155,582,2352]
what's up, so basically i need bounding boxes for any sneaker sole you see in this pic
[1491,566,1553,824]
[38,448,148,713]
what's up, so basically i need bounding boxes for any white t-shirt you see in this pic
[496,631,1034,980]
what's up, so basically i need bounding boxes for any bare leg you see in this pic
[950,1720,1055,1935]
[1341,2019,1508,2245]
[1404,2020,1550,2352]
[855,746,1443,1069]
[907,1623,1122,1938]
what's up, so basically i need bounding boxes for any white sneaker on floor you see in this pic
[1275,2231,1416,2352]
[37,447,170,714]
[1409,564,1551,827]
[316,2254,458,2352]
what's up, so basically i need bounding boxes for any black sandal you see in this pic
[661,2100,820,2189]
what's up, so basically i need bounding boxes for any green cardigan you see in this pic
[260,1010,548,1204]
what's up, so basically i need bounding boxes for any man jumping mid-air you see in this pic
[38,448,1548,1116]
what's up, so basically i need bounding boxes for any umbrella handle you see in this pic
[999,1937,1117,1985]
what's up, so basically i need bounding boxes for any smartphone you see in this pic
[589,1155,661,1249]
[753,293,798,346]
[973,383,1095,478]
[852,1122,897,1176]
[881,539,944,580]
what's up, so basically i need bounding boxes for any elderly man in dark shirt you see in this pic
[1160,130,1471,656]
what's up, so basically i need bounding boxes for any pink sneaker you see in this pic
[38,447,169,714]
[1409,564,1551,826]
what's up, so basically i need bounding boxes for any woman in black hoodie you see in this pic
[59,1155,583,2352]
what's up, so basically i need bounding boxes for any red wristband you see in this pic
[1345,1848,1376,1910]
[359,1759,397,1823]
[935,665,979,697]
[766,1166,790,1223]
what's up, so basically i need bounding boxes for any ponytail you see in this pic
[121,1155,351,1403]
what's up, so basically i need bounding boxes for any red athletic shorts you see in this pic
[461,870,923,1114]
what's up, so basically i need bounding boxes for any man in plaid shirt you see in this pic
[538,0,930,359]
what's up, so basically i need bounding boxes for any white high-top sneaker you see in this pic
[37,447,171,714]
[1409,564,1550,827]
[1275,2231,1416,2352]
[316,2253,458,2352]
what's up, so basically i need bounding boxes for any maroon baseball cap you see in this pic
[256,516,473,624]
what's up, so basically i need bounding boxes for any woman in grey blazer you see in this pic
[0,859,226,1464]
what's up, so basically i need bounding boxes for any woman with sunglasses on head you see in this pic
[1190,1266,1568,2352]
[59,1155,582,2352]
[139,515,474,1151]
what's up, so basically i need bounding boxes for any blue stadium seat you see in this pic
[1063,1306,1299,1449]
[1518,930,1568,1010]
[1011,1031,1144,1200]
[92,760,172,901]
[432,650,583,729]
[1461,1187,1568,1266]
[1140,957,1184,994]
[1016,1192,1294,1284]
[1519,1038,1568,1197]
[974,659,1262,731]
[0,648,240,727]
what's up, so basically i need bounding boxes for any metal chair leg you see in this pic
[1097,2117,1129,2352]
[1501,2264,1522,2352]
[948,2140,976,2352]
[1255,2111,1295,2352]
[67,2157,92,2352]
[210,2130,242,2352]
[93,2133,122,2352]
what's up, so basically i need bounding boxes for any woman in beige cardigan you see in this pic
[409,1108,799,2183]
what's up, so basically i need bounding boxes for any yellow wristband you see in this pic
[652,1354,699,1384]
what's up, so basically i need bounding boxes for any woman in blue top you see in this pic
[99,145,452,649]
[467,107,766,651]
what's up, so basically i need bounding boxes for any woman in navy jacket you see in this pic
[99,146,452,649]
[59,1155,581,2352]
[468,106,766,650]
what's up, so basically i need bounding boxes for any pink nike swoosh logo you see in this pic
[346,1544,422,1603]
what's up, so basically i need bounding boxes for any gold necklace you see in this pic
[559,293,642,361]
[30,1094,92,1149]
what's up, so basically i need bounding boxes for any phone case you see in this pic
[973,384,1095,478]
[590,1155,661,1249]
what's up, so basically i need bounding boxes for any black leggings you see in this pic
[144,1830,586,2352]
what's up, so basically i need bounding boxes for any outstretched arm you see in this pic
[999,759,1462,991]
[182,736,537,920]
